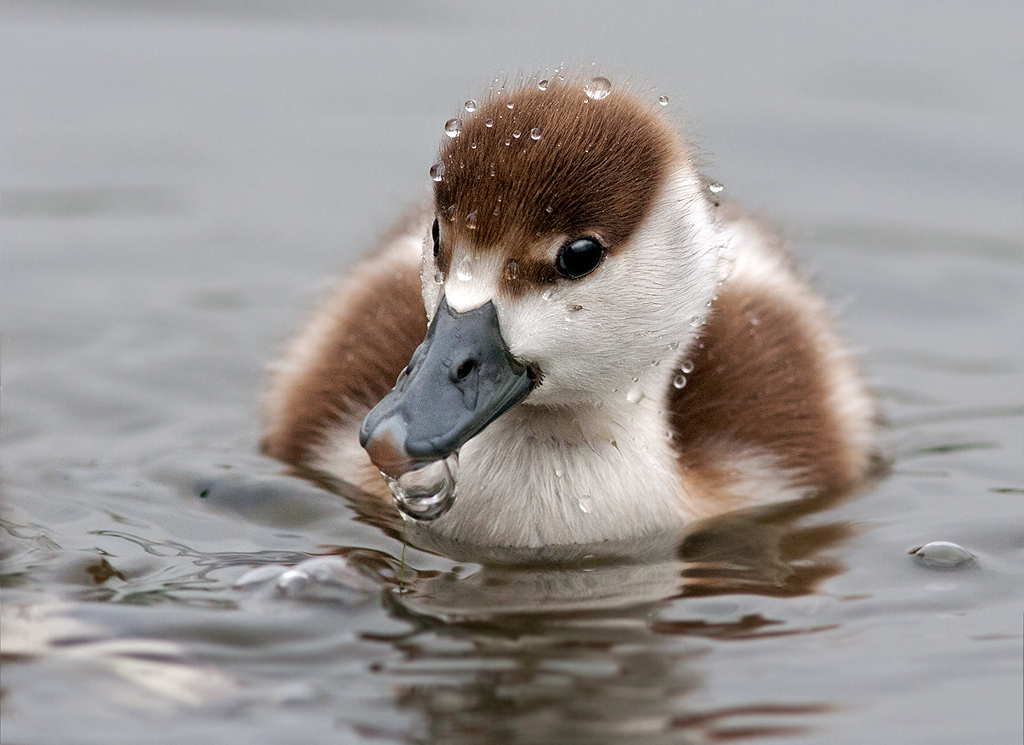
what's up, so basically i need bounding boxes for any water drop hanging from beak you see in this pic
[383,453,460,521]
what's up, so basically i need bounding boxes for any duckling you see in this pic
[261,75,876,547]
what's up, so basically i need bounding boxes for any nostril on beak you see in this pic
[453,359,477,382]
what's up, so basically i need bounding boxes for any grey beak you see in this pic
[359,297,534,477]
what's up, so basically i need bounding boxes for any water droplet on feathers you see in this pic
[584,76,612,100]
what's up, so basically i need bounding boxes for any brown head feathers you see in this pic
[433,75,685,282]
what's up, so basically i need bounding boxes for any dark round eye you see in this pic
[555,237,605,279]
[431,218,440,257]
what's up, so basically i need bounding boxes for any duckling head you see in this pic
[362,75,722,478]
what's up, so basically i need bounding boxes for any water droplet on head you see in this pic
[584,76,612,100]
[544,206,554,214]
[383,454,460,521]
[504,260,520,280]
[512,129,521,139]
[542,289,553,301]
[485,118,494,128]
[672,374,687,389]
[708,182,724,194]
[530,128,542,141]
[506,101,515,110]
[456,255,473,280]
[465,211,478,230]
[444,118,463,138]
[429,162,445,182]
[680,360,694,374]
[504,138,512,146]
[433,270,444,285]
[578,495,594,514]
[489,163,496,177]
[626,387,644,404]
[464,99,477,112]
[658,95,670,106]
[470,141,477,149]
[538,79,549,91]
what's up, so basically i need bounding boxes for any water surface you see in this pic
[2,3,1022,743]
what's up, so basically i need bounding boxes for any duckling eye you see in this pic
[555,237,605,279]
[431,218,440,257]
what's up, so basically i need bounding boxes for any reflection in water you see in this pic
[298,467,860,743]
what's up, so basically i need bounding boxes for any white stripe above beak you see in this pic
[442,247,505,313]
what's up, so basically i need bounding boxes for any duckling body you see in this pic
[261,76,876,547]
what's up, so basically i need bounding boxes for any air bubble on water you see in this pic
[708,182,724,194]
[658,95,669,106]
[383,453,460,521]
[485,118,494,128]
[276,569,310,595]
[456,255,473,280]
[680,360,694,374]
[530,128,542,140]
[584,76,612,100]
[444,119,463,138]
[464,99,477,112]
[910,541,976,569]
[672,374,687,389]
[465,211,478,230]
[538,79,550,91]
[578,495,594,514]
[429,162,446,181]
[626,387,644,404]
[512,129,522,139]
[505,260,520,280]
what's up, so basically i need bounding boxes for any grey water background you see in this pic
[1,2,1022,743]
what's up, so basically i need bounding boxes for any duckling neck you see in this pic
[434,367,694,546]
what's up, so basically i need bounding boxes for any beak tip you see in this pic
[362,416,416,478]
